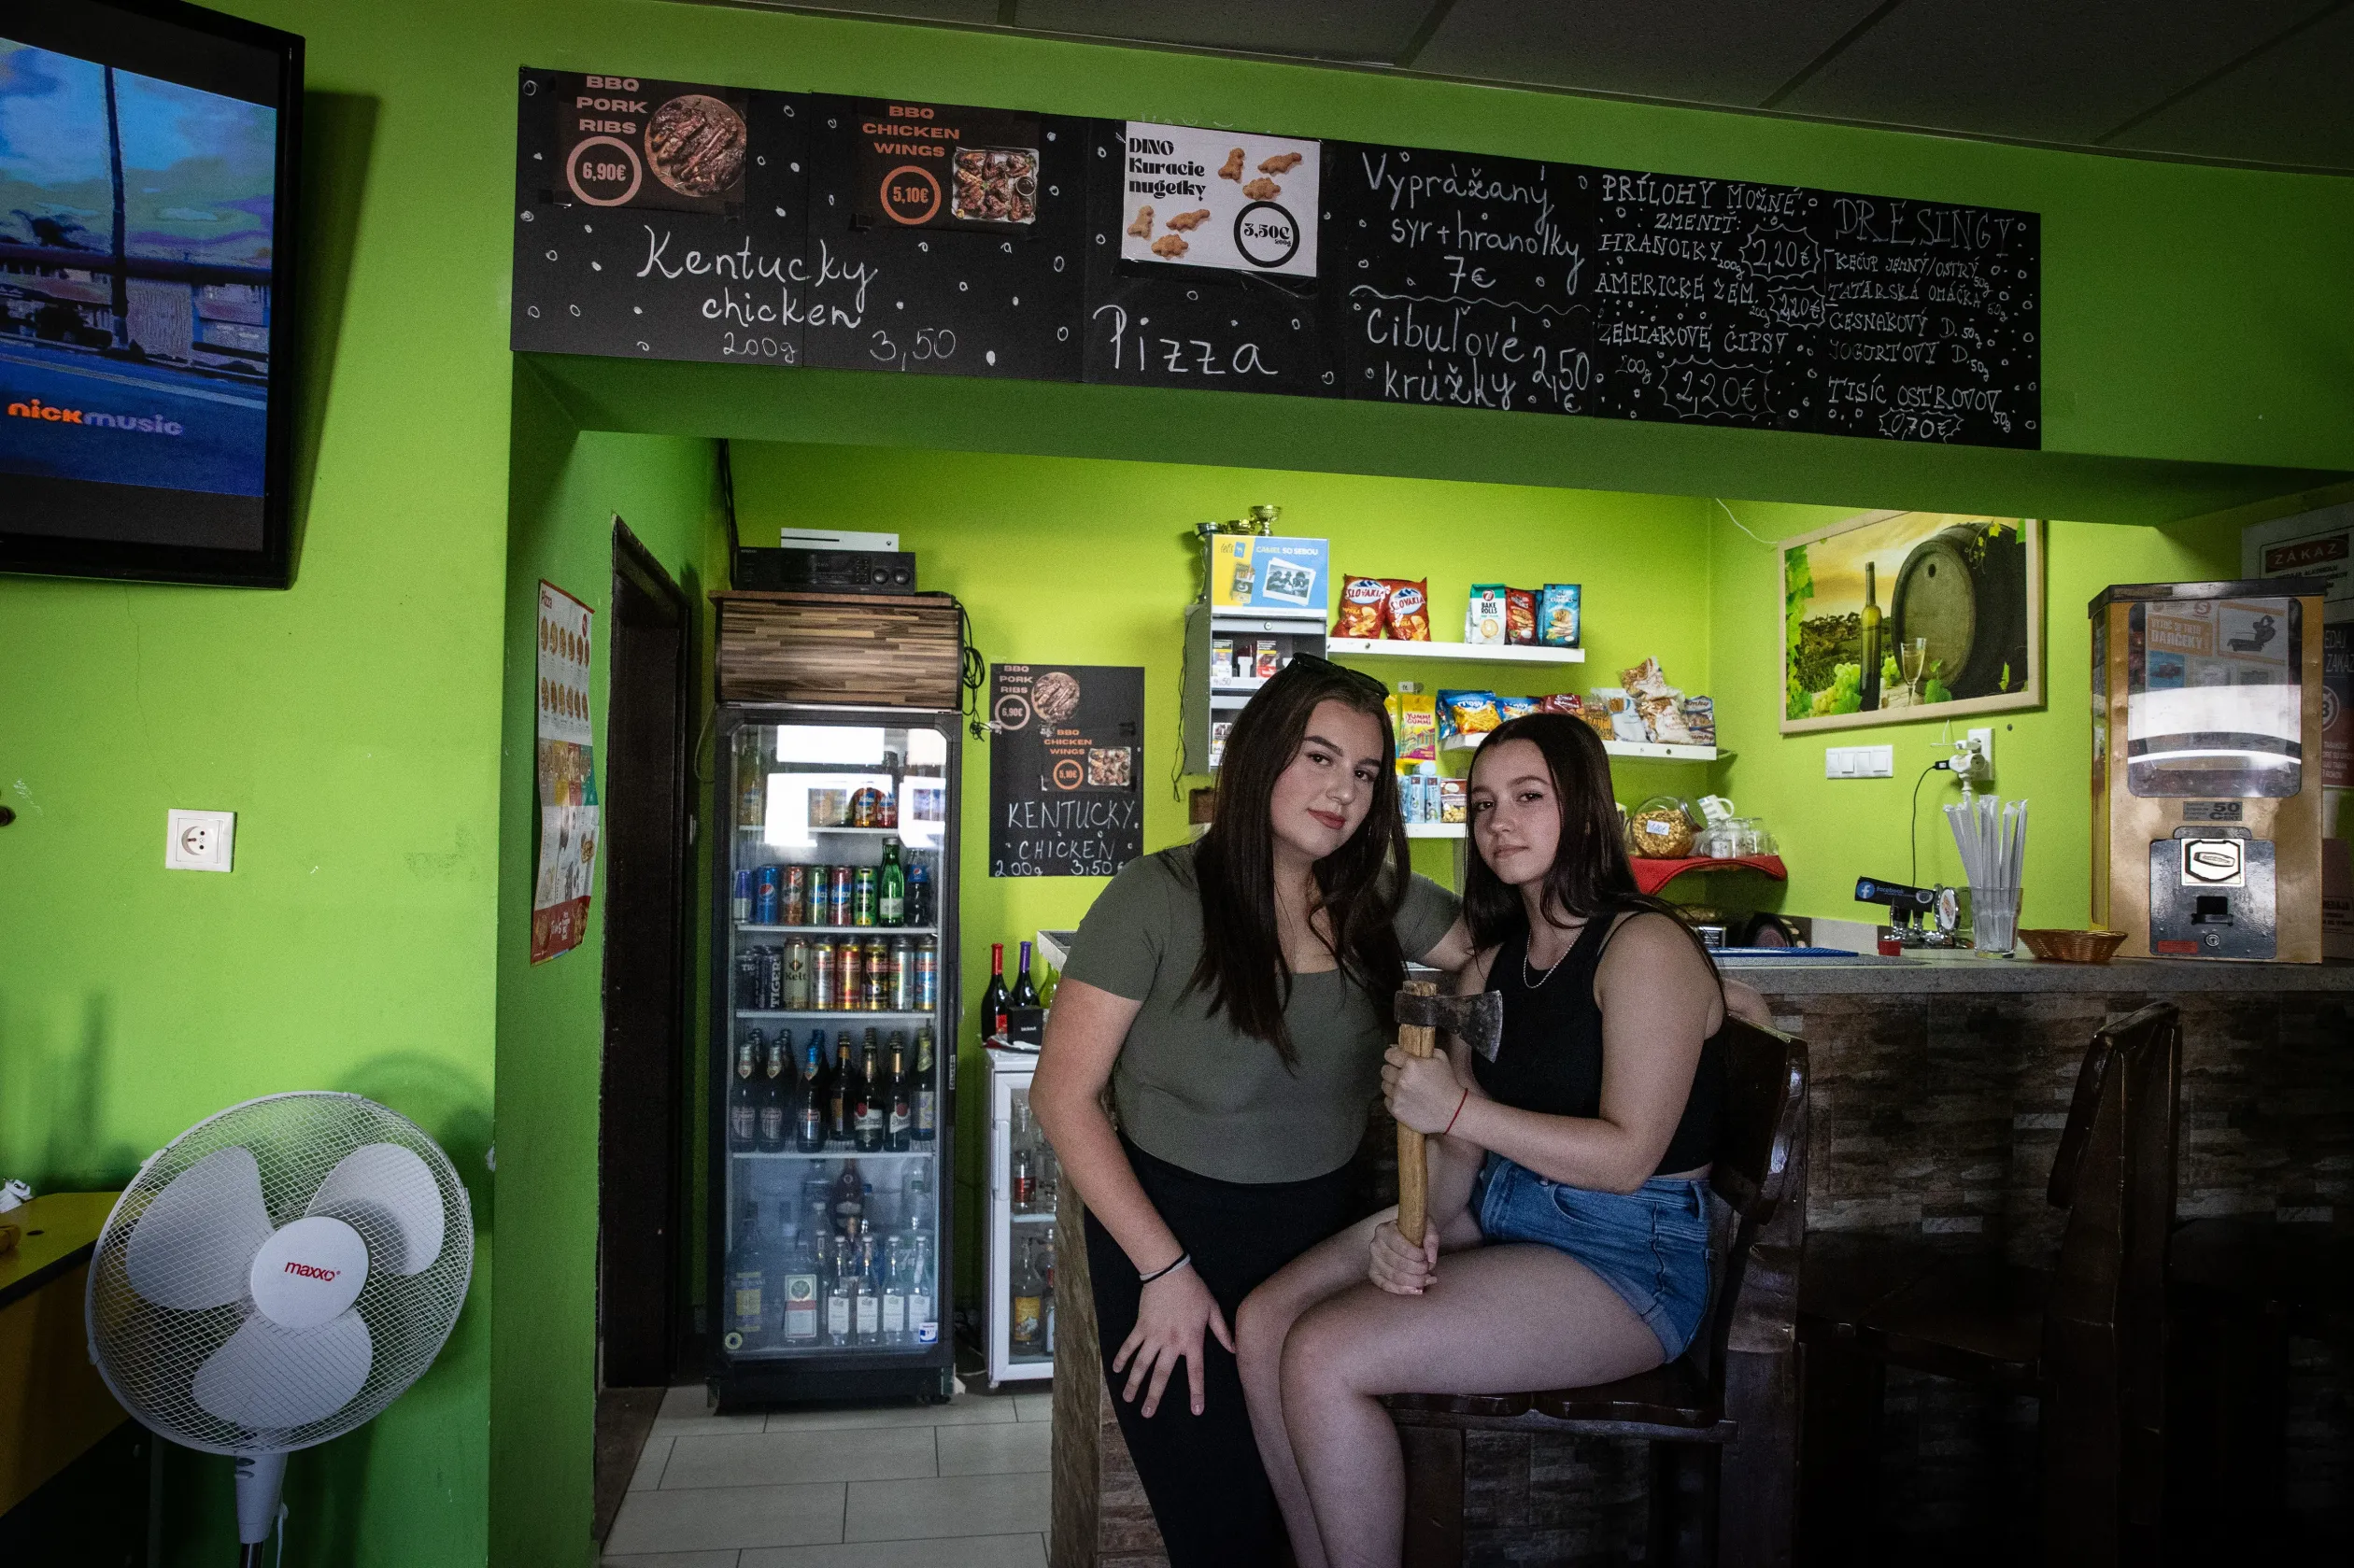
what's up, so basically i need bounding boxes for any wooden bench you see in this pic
[1384,1017,1811,1568]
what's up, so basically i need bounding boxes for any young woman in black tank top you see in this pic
[1233,713,1767,1568]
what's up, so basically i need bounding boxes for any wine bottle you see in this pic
[1860,560,1883,711]
[1011,939,1041,1010]
[979,942,1010,1042]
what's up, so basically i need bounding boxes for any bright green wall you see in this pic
[3,1,2351,1564]
[493,369,725,1567]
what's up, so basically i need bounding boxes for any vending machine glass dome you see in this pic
[2125,596,2304,798]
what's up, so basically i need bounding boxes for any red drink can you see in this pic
[782,865,808,927]
[828,866,854,926]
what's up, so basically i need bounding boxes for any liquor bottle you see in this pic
[1011,1233,1042,1354]
[852,1221,882,1344]
[905,855,932,927]
[758,1032,789,1153]
[908,1230,937,1347]
[829,1034,854,1144]
[855,1034,886,1152]
[878,839,906,926]
[728,1034,759,1151]
[778,1221,820,1346]
[832,1158,864,1236]
[1011,940,1041,1010]
[1010,1098,1037,1212]
[1040,1224,1057,1357]
[980,943,1010,1042]
[1860,560,1883,711]
[902,1164,931,1231]
[796,1035,828,1152]
[723,1200,766,1353]
[823,1230,857,1347]
[880,1232,910,1346]
[886,1034,912,1152]
[912,1026,938,1142]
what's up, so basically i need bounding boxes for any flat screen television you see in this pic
[0,0,300,586]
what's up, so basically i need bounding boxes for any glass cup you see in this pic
[1971,885,2022,955]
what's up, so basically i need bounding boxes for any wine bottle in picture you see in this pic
[878,839,906,926]
[1860,560,1883,711]
[1011,939,1041,1010]
[979,942,1010,1042]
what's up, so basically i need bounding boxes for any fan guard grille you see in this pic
[86,1092,475,1456]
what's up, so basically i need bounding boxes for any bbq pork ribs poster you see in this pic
[988,664,1145,879]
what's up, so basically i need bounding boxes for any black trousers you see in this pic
[1085,1135,1361,1568]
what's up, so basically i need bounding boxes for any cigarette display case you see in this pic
[705,705,962,1406]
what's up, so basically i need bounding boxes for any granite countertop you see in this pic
[1720,947,2354,994]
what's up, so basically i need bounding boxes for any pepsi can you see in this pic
[754,866,781,925]
[731,868,753,923]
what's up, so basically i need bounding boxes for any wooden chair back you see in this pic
[2038,1000,2180,1563]
[1696,1018,1810,1379]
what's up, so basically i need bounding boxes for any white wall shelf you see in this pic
[1326,637,1588,664]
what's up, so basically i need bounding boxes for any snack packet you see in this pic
[1334,574,1390,639]
[1620,657,1673,699]
[1680,696,1716,745]
[1638,694,1696,744]
[1538,693,1583,715]
[1465,585,1508,646]
[1384,578,1431,641]
[1497,695,1540,722]
[1395,685,1438,764]
[1438,689,1500,743]
[1439,778,1468,824]
[1539,584,1582,647]
[1506,588,1539,645]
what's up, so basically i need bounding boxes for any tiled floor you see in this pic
[603,1379,1054,1567]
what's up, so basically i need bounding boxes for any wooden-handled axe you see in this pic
[1393,984,1505,1248]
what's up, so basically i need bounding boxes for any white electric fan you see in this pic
[85,1092,475,1565]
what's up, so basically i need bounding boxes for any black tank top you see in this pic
[1471,909,1723,1176]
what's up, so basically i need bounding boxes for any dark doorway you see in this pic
[593,519,693,1536]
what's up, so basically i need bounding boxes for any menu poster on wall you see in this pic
[512,69,810,364]
[1082,122,1335,394]
[1116,122,1320,278]
[1325,143,1595,416]
[988,664,1145,878]
[801,96,1087,380]
[533,583,599,963]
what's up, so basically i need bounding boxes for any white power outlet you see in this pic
[166,809,236,872]
[1963,727,1995,784]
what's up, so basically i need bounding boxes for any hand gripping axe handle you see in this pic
[1392,985,1504,1247]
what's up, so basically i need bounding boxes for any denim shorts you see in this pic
[1470,1154,1713,1361]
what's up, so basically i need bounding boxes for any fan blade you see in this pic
[304,1142,444,1276]
[125,1146,275,1310]
[191,1310,373,1432]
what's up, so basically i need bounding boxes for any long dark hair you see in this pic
[1184,656,1409,1067]
[1461,713,1722,982]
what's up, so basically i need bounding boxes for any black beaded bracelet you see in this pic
[1138,1251,1191,1285]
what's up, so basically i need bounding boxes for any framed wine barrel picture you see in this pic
[1779,510,2044,734]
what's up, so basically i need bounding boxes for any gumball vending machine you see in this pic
[2092,578,2330,960]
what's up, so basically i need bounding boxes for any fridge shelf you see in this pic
[728,1148,941,1161]
[737,1010,940,1021]
[737,924,942,936]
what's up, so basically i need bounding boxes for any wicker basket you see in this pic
[2017,928,2129,964]
[713,590,964,709]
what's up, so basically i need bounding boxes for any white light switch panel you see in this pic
[166,809,235,872]
[1824,745,1893,779]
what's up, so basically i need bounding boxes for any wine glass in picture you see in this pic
[1900,636,1930,706]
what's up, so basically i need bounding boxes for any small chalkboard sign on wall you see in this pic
[988,665,1145,879]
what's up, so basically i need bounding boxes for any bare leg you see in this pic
[1278,1244,1665,1568]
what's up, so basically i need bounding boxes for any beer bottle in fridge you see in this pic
[829,1033,854,1144]
[758,1031,789,1152]
[886,1033,912,1151]
[796,1034,828,1152]
[855,1033,886,1152]
[728,1033,759,1151]
[980,943,1009,1042]
[912,1025,938,1142]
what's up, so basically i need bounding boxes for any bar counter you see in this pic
[1051,955,2353,1567]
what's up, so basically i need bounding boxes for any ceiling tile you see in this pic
[1777,0,2329,144]
[2105,2,2354,170]
[1014,2,1434,64]
[1411,0,1887,106]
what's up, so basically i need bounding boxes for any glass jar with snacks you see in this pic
[1626,795,1698,858]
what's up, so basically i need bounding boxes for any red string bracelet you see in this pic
[1441,1087,1469,1137]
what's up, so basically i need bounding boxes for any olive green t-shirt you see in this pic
[1062,843,1462,1184]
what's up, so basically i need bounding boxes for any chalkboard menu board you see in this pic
[512,70,810,365]
[988,664,1144,879]
[801,96,1086,381]
[1323,143,1595,416]
[511,71,2039,449]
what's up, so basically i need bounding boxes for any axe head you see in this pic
[1396,988,1505,1061]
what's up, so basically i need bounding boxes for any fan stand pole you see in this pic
[234,1449,287,1564]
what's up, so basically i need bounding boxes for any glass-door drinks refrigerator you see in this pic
[706,707,960,1406]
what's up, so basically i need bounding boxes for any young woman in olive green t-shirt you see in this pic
[1032,657,1470,1567]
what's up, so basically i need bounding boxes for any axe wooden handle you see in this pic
[1396,980,1439,1247]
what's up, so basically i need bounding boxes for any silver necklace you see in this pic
[1522,925,1581,988]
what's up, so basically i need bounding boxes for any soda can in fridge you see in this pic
[782,865,808,927]
[811,940,839,1010]
[828,866,854,927]
[730,868,753,923]
[754,866,781,925]
[914,938,939,1010]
